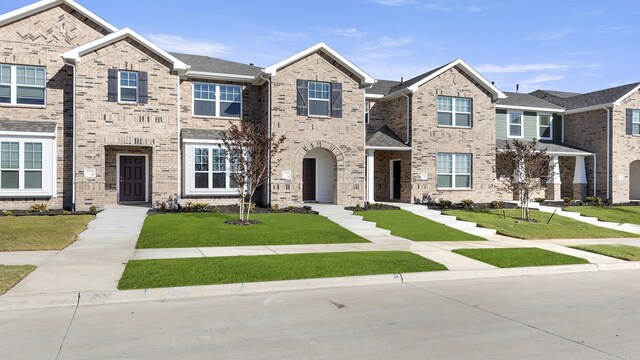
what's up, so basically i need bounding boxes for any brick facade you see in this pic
[613,91,640,202]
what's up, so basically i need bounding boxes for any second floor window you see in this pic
[119,71,138,102]
[631,109,640,135]
[508,111,523,138]
[308,81,331,116]
[0,64,46,106]
[538,114,552,140]
[437,96,472,127]
[193,83,242,118]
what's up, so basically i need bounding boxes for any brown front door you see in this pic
[303,158,316,201]
[120,156,146,202]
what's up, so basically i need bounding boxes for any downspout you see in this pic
[604,106,611,200]
[404,94,410,144]
[267,77,272,207]
[593,154,597,197]
[177,75,181,201]
[63,59,77,211]
[561,115,565,143]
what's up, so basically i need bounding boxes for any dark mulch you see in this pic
[148,204,318,216]
[344,203,400,212]
[0,209,98,217]
[224,219,262,226]
[422,202,519,211]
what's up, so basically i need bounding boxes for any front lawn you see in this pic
[0,215,95,251]
[0,265,36,294]
[564,206,640,225]
[136,213,368,248]
[452,248,589,268]
[356,209,484,241]
[571,244,640,261]
[444,209,637,239]
[118,251,446,289]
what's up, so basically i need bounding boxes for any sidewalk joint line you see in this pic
[197,248,206,257]
[55,292,81,360]
[265,246,279,255]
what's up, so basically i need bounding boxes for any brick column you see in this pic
[573,155,588,201]
[546,155,562,201]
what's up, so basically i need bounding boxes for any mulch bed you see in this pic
[148,204,318,216]
[0,209,97,217]
[224,219,263,226]
[344,203,401,211]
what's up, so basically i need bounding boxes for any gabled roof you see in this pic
[497,92,564,112]
[62,28,189,72]
[0,0,117,33]
[366,125,410,150]
[262,42,375,86]
[366,79,401,97]
[531,82,640,112]
[171,52,262,82]
[533,89,582,99]
[382,59,507,101]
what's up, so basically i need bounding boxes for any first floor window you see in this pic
[187,144,243,194]
[308,81,330,116]
[508,111,523,138]
[437,153,472,189]
[538,114,552,140]
[632,109,640,135]
[437,96,472,127]
[193,83,242,118]
[0,64,46,105]
[0,138,51,195]
[119,71,138,102]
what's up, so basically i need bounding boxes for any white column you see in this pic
[574,155,587,184]
[550,156,561,184]
[366,150,375,203]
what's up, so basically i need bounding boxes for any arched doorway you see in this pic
[630,160,640,201]
[303,147,336,203]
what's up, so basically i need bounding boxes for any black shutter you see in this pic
[296,79,308,116]
[138,71,149,104]
[330,82,342,118]
[627,108,634,135]
[107,68,118,102]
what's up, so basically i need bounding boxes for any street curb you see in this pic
[2,262,639,311]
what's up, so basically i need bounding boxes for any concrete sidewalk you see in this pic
[7,205,148,295]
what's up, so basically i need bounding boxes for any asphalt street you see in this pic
[2,270,640,359]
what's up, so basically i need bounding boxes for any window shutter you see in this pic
[296,79,308,116]
[107,69,118,102]
[627,108,634,135]
[138,71,149,104]
[330,82,342,118]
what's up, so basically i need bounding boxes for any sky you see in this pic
[2,0,640,93]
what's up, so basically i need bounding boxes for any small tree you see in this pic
[220,120,286,222]
[497,139,554,221]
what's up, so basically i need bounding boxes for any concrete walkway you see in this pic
[535,204,640,234]
[7,205,148,295]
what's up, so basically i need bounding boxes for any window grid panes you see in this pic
[1,64,46,105]
[190,145,245,192]
[119,71,138,102]
[193,83,241,118]
[437,96,472,127]
[539,114,552,139]
[437,153,472,189]
[194,148,209,189]
[632,110,640,135]
[508,112,523,137]
[0,142,20,189]
[308,81,330,116]
[0,65,9,104]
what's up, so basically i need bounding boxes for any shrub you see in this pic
[211,206,221,213]
[461,199,474,209]
[272,203,280,212]
[534,197,546,203]
[355,203,362,211]
[586,196,603,205]
[490,200,505,209]
[89,205,97,213]
[3,210,12,216]
[63,210,72,215]
[30,203,48,212]
[438,199,452,209]
[286,205,294,212]
[563,197,573,206]
[153,194,180,212]
[184,202,209,212]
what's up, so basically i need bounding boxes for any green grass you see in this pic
[571,244,640,261]
[564,206,640,225]
[0,265,36,294]
[355,209,485,241]
[444,209,637,240]
[136,213,368,248]
[0,215,95,251]
[452,248,590,268]
[118,251,447,289]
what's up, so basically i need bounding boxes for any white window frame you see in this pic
[0,134,56,197]
[437,96,472,128]
[632,109,640,135]
[308,81,331,117]
[0,64,47,107]
[183,141,243,196]
[365,100,370,124]
[436,153,472,190]
[507,111,524,138]
[118,71,138,103]
[192,82,242,119]
[537,113,553,140]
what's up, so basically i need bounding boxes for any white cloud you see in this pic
[260,31,308,42]
[371,0,416,6]
[379,36,412,47]
[333,28,364,38]
[146,34,227,57]
[421,2,453,11]
[520,74,565,86]
[465,5,482,13]
[475,63,571,74]
[523,29,574,42]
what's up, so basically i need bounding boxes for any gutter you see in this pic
[604,106,611,200]
[404,94,410,144]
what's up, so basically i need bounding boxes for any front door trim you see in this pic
[116,153,149,202]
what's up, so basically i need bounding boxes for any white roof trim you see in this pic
[408,59,506,100]
[186,71,256,82]
[613,84,640,106]
[62,28,189,72]
[365,93,385,100]
[496,104,564,113]
[365,146,411,151]
[564,104,613,115]
[263,42,375,86]
[0,0,117,33]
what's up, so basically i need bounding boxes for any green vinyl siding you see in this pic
[496,110,561,142]
[496,109,507,140]
[523,111,537,140]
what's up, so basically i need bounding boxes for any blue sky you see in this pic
[2,0,640,93]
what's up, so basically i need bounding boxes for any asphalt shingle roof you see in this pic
[531,83,640,110]
[171,53,263,77]
[498,92,564,110]
[0,120,56,133]
[366,80,401,95]
[181,128,225,140]
[366,125,410,149]
[496,139,592,155]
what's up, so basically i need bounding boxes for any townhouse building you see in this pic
[0,0,638,211]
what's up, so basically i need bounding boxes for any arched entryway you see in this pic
[630,160,640,201]
[303,147,336,203]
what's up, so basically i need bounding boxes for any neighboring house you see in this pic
[0,0,638,210]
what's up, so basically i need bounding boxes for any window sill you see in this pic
[117,101,141,105]
[507,136,524,139]
[436,125,472,129]
[436,188,473,191]
[191,115,243,121]
[306,115,332,119]
[185,189,239,197]
[0,103,46,109]
[0,191,53,198]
